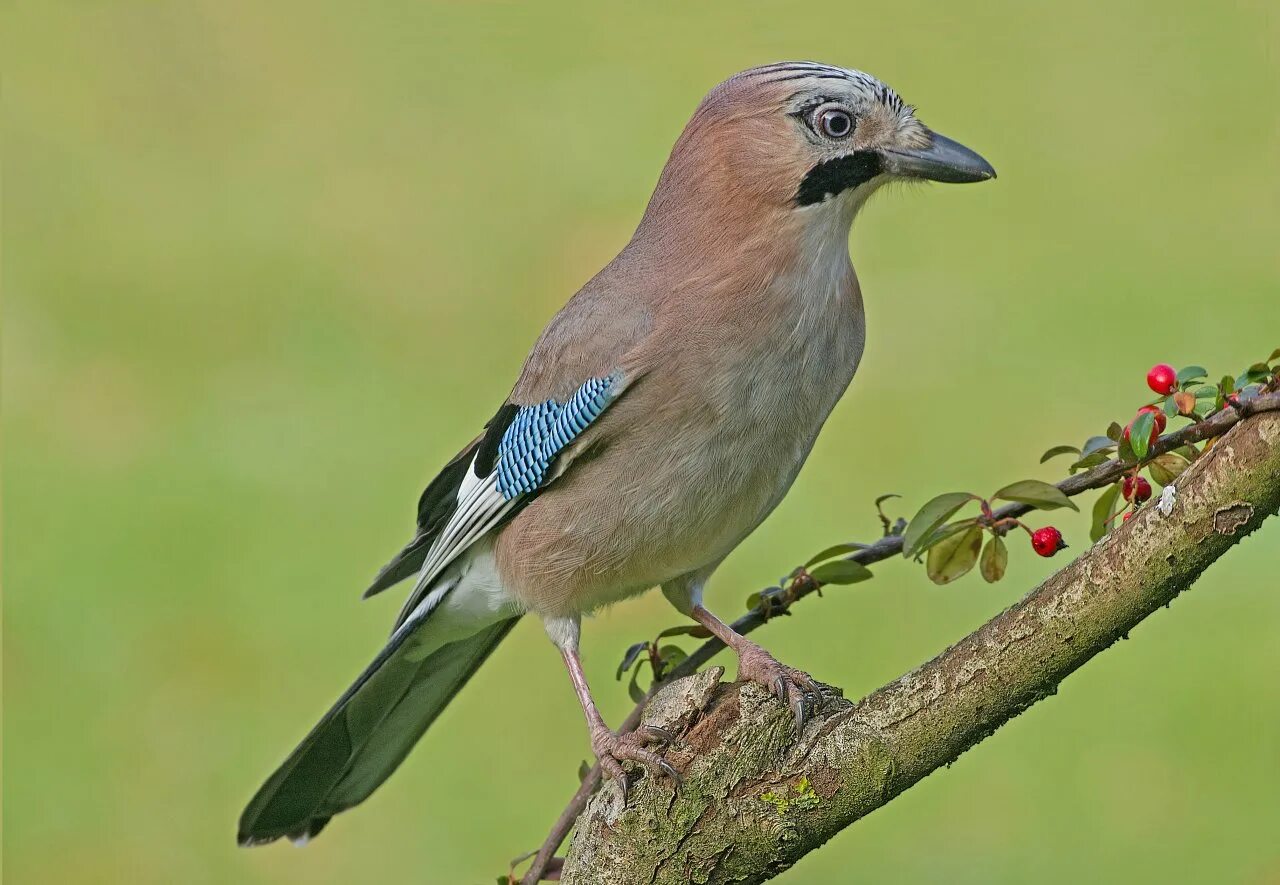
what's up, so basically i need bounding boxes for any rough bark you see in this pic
[560,410,1280,884]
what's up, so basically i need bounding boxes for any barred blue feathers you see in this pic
[496,372,623,500]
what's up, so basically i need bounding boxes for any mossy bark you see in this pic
[562,411,1280,884]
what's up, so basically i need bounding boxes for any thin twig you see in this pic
[518,703,646,883]
[517,389,1280,883]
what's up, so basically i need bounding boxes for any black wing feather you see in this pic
[362,404,518,599]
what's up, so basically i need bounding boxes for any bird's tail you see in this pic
[237,616,519,846]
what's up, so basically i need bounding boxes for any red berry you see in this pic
[1122,475,1152,504]
[1138,405,1168,432]
[1031,526,1067,557]
[1122,511,1133,523]
[1147,363,1177,395]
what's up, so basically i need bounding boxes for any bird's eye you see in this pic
[818,108,854,139]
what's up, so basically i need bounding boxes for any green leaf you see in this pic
[979,535,1008,583]
[902,492,977,559]
[1162,397,1179,417]
[1106,422,1124,442]
[926,525,984,585]
[1269,347,1280,363]
[1129,410,1155,460]
[1081,435,1116,458]
[1040,444,1081,463]
[1116,434,1136,463]
[1220,374,1236,393]
[804,542,869,567]
[1193,385,1219,399]
[616,641,649,680]
[1069,451,1111,472]
[655,644,687,679]
[992,479,1079,512]
[656,624,711,640]
[810,559,874,585]
[912,519,980,560]
[1148,453,1190,486]
[627,669,647,703]
[658,644,687,663]
[1176,365,1207,384]
[1090,482,1122,542]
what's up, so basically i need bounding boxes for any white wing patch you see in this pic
[393,457,516,629]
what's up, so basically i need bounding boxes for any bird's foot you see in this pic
[734,644,822,733]
[589,723,680,792]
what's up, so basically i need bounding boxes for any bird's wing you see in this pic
[367,370,632,631]
[241,370,631,845]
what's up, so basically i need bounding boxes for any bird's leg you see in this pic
[547,616,679,789]
[689,604,822,731]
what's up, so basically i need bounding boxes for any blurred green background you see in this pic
[5,2,1279,883]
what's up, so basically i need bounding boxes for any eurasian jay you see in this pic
[239,61,994,846]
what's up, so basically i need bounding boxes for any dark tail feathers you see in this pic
[238,617,518,845]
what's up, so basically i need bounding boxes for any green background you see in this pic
[5,2,1278,883]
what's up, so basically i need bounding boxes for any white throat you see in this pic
[784,177,882,316]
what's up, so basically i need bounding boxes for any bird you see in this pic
[238,60,994,847]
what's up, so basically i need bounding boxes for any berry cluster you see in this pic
[905,351,1277,586]
[1042,353,1279,540]
[796,350,1277,595]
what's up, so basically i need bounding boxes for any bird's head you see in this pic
[642,62,994,244]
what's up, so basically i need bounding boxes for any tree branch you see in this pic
[556,406,1280,883]
[517,391,1279,883]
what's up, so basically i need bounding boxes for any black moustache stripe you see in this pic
[794,152,883,206]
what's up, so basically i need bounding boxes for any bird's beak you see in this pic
[880,131,996,184]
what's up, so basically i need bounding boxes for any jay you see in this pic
[239,61,994,846]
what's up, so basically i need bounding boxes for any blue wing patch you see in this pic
[496,372,623,500]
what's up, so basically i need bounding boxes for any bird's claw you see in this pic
[589,724,681,796]
[636,724,675,746]
[739,646,823,733]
